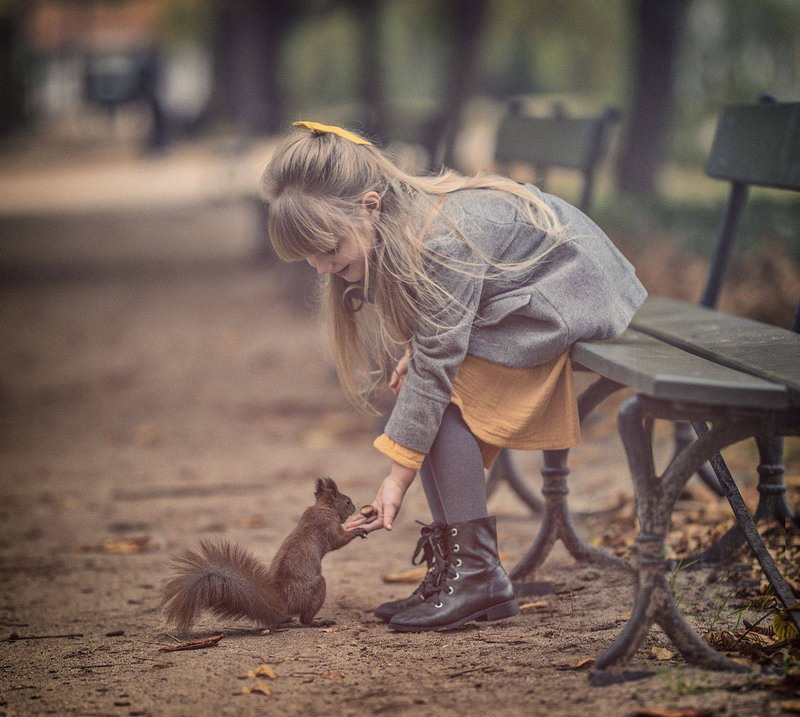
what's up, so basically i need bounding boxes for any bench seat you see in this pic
[571,328,791,410]
[630,297,800,407]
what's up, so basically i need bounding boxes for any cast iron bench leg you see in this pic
[594,395,752,672]
[674,421,724,496]
[511,448,630,580]
[679,435,799,568]
[511,377,631,581]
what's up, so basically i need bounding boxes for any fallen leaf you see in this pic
[76,536,158,554]
[553,657,594,670]
[650,646,676,660]
[243,664,276,679]
[156,634,223,653]
[320,670,343,680]
[242,680,272,696]
[519,600,550,614]
[382,566,427,583]
[774,612,800,641]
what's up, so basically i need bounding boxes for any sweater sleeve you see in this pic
[373,433,426,470]
[382,233,488,454]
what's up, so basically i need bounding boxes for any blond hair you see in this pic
[260,127,566,411]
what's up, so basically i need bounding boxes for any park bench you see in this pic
[489,102,620,515]
[510,100,800,673]
[494,100,620,214]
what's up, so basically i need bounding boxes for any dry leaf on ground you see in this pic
[554,657,594,670]
[774,611,800,641]
[76,536,158,554]
[383,566,427,583]
[241,681,272,696]
[242,664,276,679]
[650,646,676,660]
[519,600,550,614]
[703,628,789,656]
[320,670,343,680]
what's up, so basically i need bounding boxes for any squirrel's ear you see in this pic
[325,477,340,494]
[315,477,336,498]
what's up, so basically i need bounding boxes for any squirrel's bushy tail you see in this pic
[160,540,285,631]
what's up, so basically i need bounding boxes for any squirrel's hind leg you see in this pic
[298,576,328,626]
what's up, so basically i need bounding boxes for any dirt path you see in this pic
[0,208,790,716]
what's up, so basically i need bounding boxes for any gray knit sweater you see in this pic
[382,183,648,455]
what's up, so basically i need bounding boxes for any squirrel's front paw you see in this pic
[355,527,369,539]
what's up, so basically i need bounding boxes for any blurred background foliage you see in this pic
[0,0,798,269]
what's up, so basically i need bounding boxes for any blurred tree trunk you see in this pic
[616,0,690,195]
[350,0,388,142]
[438,0,489,169]
[0,6,26,138]
[209,0,299,135]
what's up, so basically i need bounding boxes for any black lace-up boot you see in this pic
[374,521,446,622]
[387,516,519,631]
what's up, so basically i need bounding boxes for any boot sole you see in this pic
[388,599,520,632]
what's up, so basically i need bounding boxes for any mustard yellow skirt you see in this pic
[450,350,581,469]
[373,350,581,470]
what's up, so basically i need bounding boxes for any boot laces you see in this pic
[411,521,446,595]
[426,552,463,607]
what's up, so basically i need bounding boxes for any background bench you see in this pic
[488,102,621,521]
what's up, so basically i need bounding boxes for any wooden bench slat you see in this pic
[630,297,800,407]
[571,329,791,410]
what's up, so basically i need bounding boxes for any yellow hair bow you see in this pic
[292,121,373,146]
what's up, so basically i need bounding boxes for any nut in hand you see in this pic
[359,505,378,522]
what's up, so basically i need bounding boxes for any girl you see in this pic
[261,120,647,632]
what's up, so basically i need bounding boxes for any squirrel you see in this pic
[160,477,368,631]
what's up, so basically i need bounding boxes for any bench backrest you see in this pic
[706,102,800,191]
[700,98,800,309]
[494,104,619,214]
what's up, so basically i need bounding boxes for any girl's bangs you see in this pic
[268,194,352,262]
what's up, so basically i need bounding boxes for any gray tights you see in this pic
[419,402,489,525]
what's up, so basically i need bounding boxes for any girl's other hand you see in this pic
[389,353,410,396]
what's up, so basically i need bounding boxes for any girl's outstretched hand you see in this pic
[345,464,416,533]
